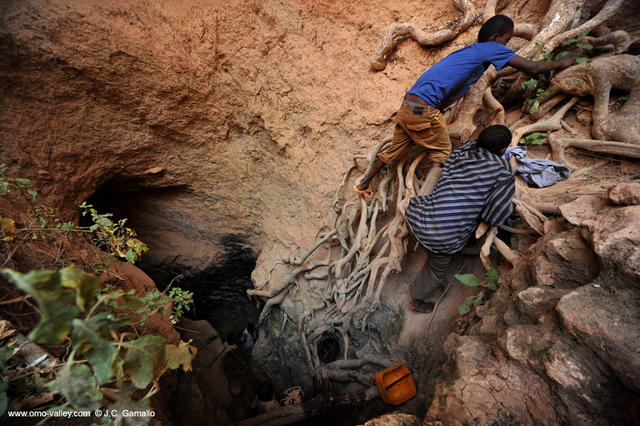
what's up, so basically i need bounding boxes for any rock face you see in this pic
[560,196,640,280]
[427,197,640,425]
[557,284,640,392]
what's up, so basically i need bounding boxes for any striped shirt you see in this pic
[405,140,515,254]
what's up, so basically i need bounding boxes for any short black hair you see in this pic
[478,15,514,43]
[477,125,512,155]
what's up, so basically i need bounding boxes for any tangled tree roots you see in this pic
[248,0,640,389]
[548,54,640,144]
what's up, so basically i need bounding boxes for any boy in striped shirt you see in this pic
[405,125,514,313]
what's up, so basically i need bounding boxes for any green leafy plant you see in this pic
[561,31,588,47]
[1,266,197,421]
[535,42,551,61]
[519,131,549,145]
[0,165,37,201]
[560,32,592,64]
[1,167,145,267]
[168,287,193,323]
[80,202,148,264]
[456,269,500,315]
[137,286,193,325]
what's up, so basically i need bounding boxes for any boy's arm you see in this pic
[507,55,573,75]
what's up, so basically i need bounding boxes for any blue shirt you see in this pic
[407,42,516,110]
[405,140,515,254]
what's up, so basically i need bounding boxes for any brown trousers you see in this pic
[378,101,451,166]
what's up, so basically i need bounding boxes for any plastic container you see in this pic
[375,364,417,405]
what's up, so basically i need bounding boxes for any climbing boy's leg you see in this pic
[356,106,414,192]
[409,251,453,313]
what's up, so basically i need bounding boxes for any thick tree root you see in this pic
[548,55,640,143]
[511,97,578,146]
[369,0,479,71]
[588,30,631,54]
[548,134,640,165]
[544,0,625,55]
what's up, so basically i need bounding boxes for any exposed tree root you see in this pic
[588,30,632,54]
[548,134,640,165]
[248,0,640,392]
[544,0,625,55]
[548,55,640,143]
[369,0,479,71]
[511,97,578,147]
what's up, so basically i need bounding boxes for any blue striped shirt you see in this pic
[406,140,515,254]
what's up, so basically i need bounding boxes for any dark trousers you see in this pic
[410,251,453,303]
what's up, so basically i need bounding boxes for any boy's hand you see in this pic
[557,56,575,69]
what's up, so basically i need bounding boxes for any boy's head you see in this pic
[477,125,512,155]
[478,15,514,44]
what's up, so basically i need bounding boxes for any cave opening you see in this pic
[82,179,261,341]
[317,332,342,364]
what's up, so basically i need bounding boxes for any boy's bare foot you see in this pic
[354,184,374,197]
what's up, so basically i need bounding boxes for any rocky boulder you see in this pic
[608,181,640,205]
[557,282,640,392]
[560,196,640,280]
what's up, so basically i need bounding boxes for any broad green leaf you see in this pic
[125,249,136,264]
[576,43,593,50]
[485,269,499,285]
[0,181,9,195]
[12,178,32,188]
[123,335,166,389]
[27,189,38,200]
[458,302,471,315]
[530,100,540,113]
[165,341,197,372]
[562,38,577,46]
[473,291,486,306]
[525,132,548,145]
[554,51,569,60]
[454,274,481,287]
[3,269,79,344]
[84,312,131,337]
[521,78,538,90]
[59,266,100,311]
[576,57,589,64]
[49,354,103,410]
[71,318,118,385]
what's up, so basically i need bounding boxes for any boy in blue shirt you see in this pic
[355,15,573,196]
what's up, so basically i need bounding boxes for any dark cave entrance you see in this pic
[82,180,260,342]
